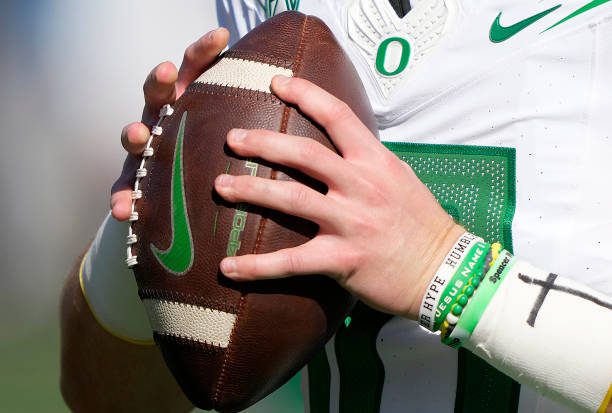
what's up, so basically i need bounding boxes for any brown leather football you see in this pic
[129,11,377,412]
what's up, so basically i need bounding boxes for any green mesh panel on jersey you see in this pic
[384,142,516,246]
[308,143,518,413]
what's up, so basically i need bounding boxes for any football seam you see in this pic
[212,13,312,408]
[212,293,246,407]
[188,83,282,104]
[138,288,240,314]
[223,49,293,70]
[292,15,309,77]
[153,331,226,354]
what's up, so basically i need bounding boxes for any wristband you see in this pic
[418,232,482,330]
[80,212,154,344]
[443,249,514,347]
[433,241,490,331]
[439,244,499,340]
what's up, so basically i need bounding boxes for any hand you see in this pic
[214,76,465,320]
[111,28,230,221]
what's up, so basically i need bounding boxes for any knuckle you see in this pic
[239,129,257,148]
[250,176,269,195]
[223,178,241,201]
[351,214,376,234]
[230,176,257,201]
[327,101,353,124]
[339,248,362,270]
[289,185,310,210]
[259,129,277,141]
[365,186,390,208]
[327,247,361,280]
[242,257,256,278]
[298,138,320,162]
[183,42,199,63]
[380,149,403,171]
[284,252,303,275]
[285,76,300,92]
[353,172,390,207]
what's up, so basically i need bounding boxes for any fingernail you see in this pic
[221,258,237,276]
[273,75,291,88]
[207,28,218,42]
[216,174,233,187]
[229,128,247,143]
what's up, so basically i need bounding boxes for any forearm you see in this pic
[428,238,612,413]
[464,257,612,413]
[60,250,192,412]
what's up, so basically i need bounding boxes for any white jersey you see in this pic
[217,1,612,412]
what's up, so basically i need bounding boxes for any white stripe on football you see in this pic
[143,298,236,348]
[194,57,293,93]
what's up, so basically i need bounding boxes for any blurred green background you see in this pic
[0,1,301,411]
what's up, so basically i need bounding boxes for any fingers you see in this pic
[121,122,150,155]
[226,128,351,190]
[176,28,230,96]
[110,155,140,221]
[220,238,342,281]
[142,61,178,125]
[141,28,228,125]
[115,29,230,217]
[214,174,338,228]
[110,189,133,221]
[270,76,379,158]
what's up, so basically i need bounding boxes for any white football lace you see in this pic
[126,104,174,268]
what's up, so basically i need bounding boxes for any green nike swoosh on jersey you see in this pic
[543,0,612,32]
[489,4,562,43]
[150,111,194,275]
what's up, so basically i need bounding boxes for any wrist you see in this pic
[404,223,466,321]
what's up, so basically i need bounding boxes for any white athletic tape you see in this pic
[81,213,154,344]
[194,57,293,93]
[465,260,612,413]
[142,299,236,348]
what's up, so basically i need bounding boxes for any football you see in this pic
[128,11,378,412]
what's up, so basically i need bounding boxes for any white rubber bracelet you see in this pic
[418,232,483,330]
[80,213,154,345]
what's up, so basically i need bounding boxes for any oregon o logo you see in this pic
[375,37,411,77]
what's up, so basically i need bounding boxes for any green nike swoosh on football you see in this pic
[489,4,562,43]
[150,111,194,275]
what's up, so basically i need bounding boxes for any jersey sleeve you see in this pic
[216,0,266,46]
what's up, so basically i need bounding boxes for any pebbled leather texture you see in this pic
[132,11,377,412]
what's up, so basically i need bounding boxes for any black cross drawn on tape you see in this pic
[518,273,612,327]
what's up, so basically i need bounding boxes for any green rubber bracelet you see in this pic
[433,241,490,331]
[443,250,515,347]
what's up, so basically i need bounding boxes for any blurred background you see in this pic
[0,0,300,411]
